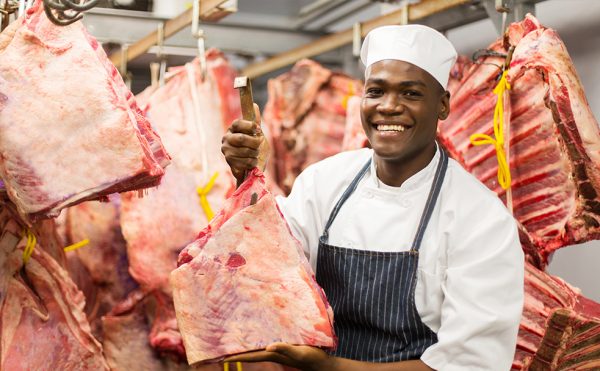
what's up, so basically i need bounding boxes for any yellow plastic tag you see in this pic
[64,239,90,252]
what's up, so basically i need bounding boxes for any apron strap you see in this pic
[320,146,449,250]
[410,148,448,252]
[321,159,371,244]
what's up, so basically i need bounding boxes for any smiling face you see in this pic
[361,59,450,177]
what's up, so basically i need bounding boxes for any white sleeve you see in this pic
[275,167,324,262]
[420,200,525,371]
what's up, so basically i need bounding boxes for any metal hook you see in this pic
[42,0,100,26]
[400,1,409,25]
[120,44,133,90]
[352,22,361,57]
[192,0,207,80]
[17,0,25,17]
[1,1,19,31]
[156,22,167,87]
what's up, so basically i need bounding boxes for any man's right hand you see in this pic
[221,103,270,186]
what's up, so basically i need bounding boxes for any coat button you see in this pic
[400,199,411,208]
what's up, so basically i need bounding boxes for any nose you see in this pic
[376,94,404,115]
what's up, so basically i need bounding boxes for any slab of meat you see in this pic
[172,168,336,365]
[103,290,289,371]
[522,308,600,370]
[512,262,600,370]
[137,50,241,132]
[438,15,600,267]
[0,0,170,222]
[0,208,108,370]
[264,59,363,194]
[63,198,138,339]
[121,58,236,358]
[341,96,368,152]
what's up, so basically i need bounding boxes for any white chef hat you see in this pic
[360,24,458,89]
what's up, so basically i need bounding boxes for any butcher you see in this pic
[221,24,524,371]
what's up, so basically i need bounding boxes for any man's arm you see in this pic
[420,194,524,370]
[225,343,434,371]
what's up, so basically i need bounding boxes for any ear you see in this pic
[438,91,450,120]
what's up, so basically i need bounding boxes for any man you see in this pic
[221,25,524,371]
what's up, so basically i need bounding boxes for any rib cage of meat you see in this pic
[438,14,600,268]
[513,262,600,370]
[0,0,170,222]
[522,308,600,370]
[264,59,363,194]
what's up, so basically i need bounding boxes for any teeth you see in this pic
[377,124,406,132]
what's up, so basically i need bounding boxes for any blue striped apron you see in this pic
[316,149,448,362]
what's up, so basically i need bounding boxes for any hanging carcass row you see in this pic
[438,14,600,268]
[119,52,238,359]
[263,59,363,194]
[0,0,170,222]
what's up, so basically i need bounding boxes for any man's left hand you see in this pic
[224,343,334,371]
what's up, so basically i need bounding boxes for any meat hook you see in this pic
[43,0,99,26]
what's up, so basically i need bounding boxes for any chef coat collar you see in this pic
[370,143,441,193]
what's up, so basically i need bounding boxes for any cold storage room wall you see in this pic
[446,0,600,301]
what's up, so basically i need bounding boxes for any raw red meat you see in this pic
[341,96,368,151]
[205,50,243,131]
[264,59,363,193]
[446,55,473,97]
[172,168,336,365]
[0,0,170,221]
[438,15,600,267]
[121,58,235,358]
[522,308,600,370]
[0,207,108,370]
[103,290,289,371]
[63,198,137,339]
[512,262,600,370]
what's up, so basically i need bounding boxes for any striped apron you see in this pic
[316,149,448,362]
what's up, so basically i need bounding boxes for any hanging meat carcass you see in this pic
[0,0,170,222]
[172,168,336,365]
[341,96,369,152]
[438,14,600,267]
[0,202,109,370]
[264,59,363,194]
[120,54,237,359]
[513,262,600,370]
[62,198,138,339]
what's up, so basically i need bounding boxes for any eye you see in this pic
[404,90,423,97]
[365,88,383,97]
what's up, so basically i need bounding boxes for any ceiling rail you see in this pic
[108,0,233,65]
[241,0,471,78]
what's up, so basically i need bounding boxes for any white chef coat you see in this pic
[276,147,524,371]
